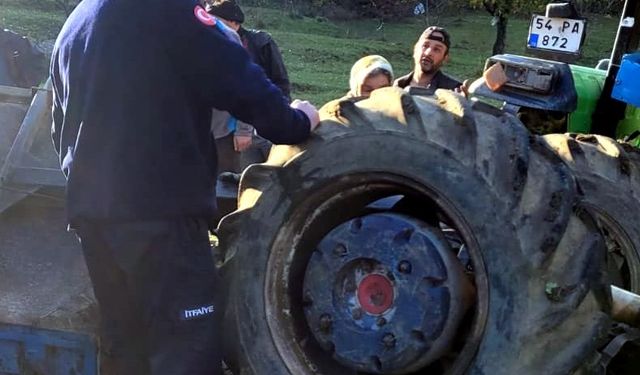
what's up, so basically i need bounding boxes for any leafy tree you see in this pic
[469,0,546,54]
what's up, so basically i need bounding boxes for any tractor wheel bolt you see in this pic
[382,333,396,348]
[350,218,363,233]
[352,308,363,320]
[333,244,348,257]
[376,317,387,327]
[398,260,412,274]
[319,314,332,332]
[303,290,313,307]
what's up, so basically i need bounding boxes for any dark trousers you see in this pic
[75,219,221,375]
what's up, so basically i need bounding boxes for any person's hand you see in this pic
[291,99,320,131]
[233,134,252,152]
[454,79,471,98]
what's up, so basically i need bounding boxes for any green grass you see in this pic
[0,1,620,105]
[0,0,68,40]
[251,8,619,104]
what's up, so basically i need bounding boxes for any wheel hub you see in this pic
[357,273,394,315]
[303,213,473,374]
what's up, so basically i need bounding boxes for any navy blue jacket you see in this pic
[50,0,310,224]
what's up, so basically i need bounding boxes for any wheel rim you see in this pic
[264,173,489,374]
[594,210,640,293]
[304,213,474,373]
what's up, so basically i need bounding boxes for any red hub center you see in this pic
[357,273,394,315]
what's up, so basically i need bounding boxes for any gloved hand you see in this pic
[291,99,320,131]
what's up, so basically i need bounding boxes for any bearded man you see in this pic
[394,26,462,94]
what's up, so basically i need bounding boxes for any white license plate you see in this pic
[527,15,585,54]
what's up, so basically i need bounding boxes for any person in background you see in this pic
[346,55,394,99]
[207,0,291,170]
[318,55,393,118]
[394,26,463,94]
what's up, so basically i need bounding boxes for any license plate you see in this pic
[527,15,586,54]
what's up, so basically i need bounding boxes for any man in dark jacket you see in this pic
[394,26,463,94]
[50,0,319,373]
[206,0,290,99]
[207,0,290,168]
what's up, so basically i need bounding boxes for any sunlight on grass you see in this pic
[0,2,619,106]
[242,7,618,105]
[0,3,66,40]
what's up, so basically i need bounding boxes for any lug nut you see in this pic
[352,308,363,320]
[376,317,387,327]
[393,228,414,244]
[333,244,348,257]
[303,290,313,307]
[382,333,396,348]
[319,314,332,332]
[350,218,363,233]
[398,260,412,274]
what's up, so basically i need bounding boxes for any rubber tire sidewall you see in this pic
[222,131,604,375]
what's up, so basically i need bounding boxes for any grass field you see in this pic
[0,1,620,105]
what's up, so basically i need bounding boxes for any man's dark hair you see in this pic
[206,0,245,24]
[420,26,451,52]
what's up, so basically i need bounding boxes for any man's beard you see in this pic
[420,57,441,74]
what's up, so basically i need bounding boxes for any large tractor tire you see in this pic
[541,134,640,292]
[218,88,611,375]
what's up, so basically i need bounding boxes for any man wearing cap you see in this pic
[50,0,319,373]
[395,26,462,94]
[207,0,290,169]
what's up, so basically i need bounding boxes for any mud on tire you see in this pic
[218,88,611,375]
[542,134,640,292]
